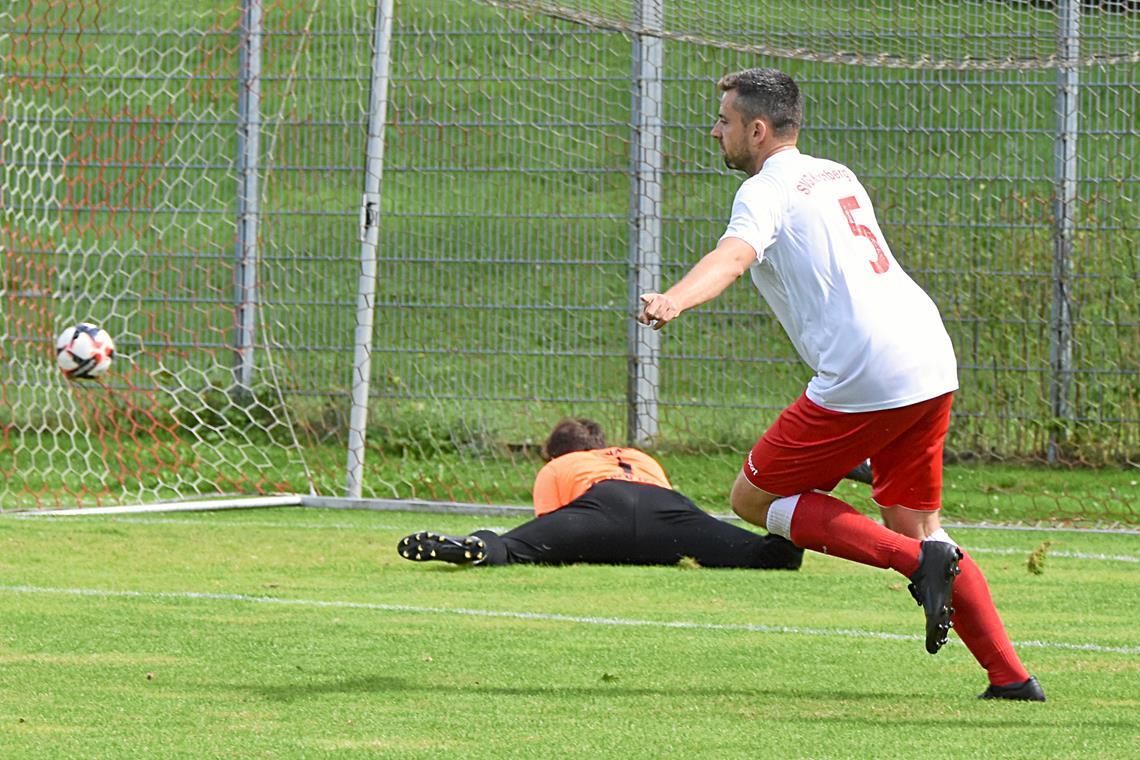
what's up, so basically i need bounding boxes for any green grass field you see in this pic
[1,506,1137,758]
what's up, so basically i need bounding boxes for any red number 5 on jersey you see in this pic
[838,196,890,274]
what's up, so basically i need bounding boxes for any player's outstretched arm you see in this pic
[637,237,757,330]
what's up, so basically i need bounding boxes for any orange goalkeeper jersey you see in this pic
[531,447,672,516]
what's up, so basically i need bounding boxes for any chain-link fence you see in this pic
[380,0,1138,468]
[1,0,1136,511]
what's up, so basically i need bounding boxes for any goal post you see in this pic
[347,0,395,500]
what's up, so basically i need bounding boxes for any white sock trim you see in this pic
[928,527,958,547]
[765,494,801,539]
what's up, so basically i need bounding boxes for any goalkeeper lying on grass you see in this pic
[398,417,867,569]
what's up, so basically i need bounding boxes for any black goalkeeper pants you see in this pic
[471,479,802,569]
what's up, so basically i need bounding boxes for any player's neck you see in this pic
[749,143,797,175]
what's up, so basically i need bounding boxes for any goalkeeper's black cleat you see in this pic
[978,676,1046,702]
[398,532,486,565]
[907,540,963,654]
[844,459,874,485]
[757,535,805,570]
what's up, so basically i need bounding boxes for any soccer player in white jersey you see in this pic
[638,68,1044,701]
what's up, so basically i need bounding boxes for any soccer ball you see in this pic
[56,323,115,380]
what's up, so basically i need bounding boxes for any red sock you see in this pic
[951,552,1031,686]
[790,493,1030,685]
[786,493,1030,685]
[787,492,921,576]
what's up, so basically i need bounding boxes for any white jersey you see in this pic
[719,148,958,412]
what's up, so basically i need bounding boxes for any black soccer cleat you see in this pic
[978,676,1046,702]
[907,540,963,654]
[844,459,874,485]
[760,535,805,570]
[398,531,487,565]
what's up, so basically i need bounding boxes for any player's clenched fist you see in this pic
[638,293,681,330]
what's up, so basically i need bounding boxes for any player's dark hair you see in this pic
[542,418,606,460]
[717,68,802,138]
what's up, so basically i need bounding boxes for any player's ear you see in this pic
[752,118,768,143]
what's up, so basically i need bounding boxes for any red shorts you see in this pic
[743,392,954,511]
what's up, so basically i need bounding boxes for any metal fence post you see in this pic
[627,0,664,446]
[233,0,263,396]
[1050,0,1080,462]
[346,0,394,499]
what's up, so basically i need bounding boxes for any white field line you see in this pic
[8,515,1139,562]
[967,547,1139,563]
[10,503,1140,536]
[2,584,1137,656]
